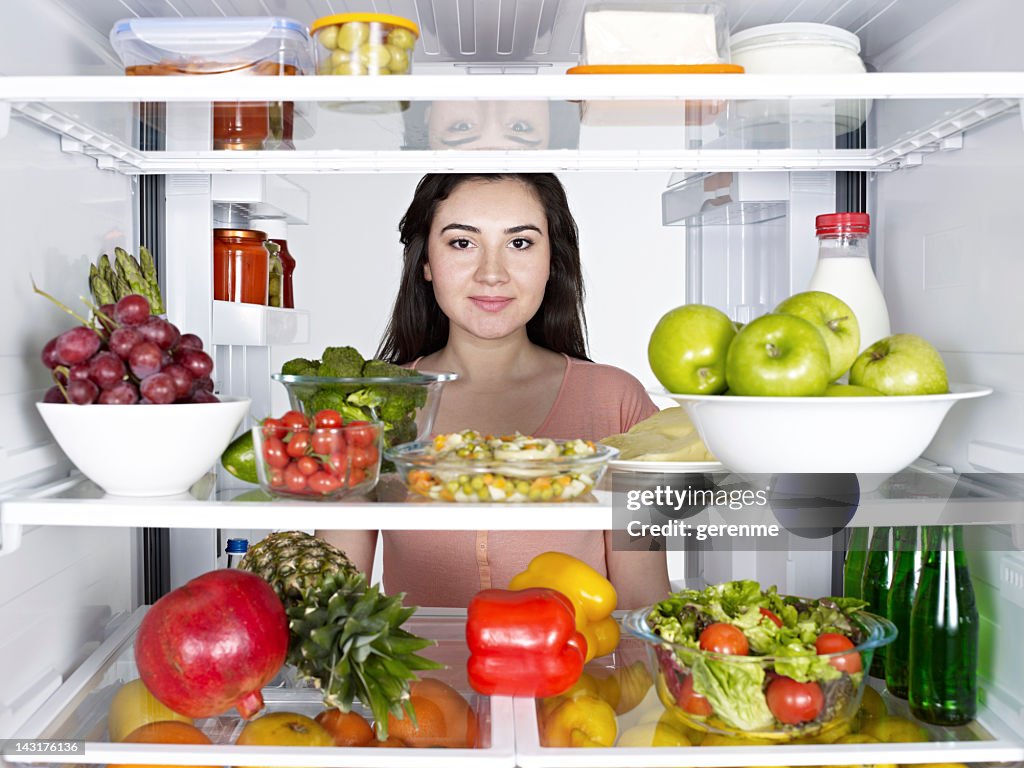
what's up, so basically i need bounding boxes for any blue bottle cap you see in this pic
[226,538,249,554]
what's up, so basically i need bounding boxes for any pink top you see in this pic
[381,356,658,607]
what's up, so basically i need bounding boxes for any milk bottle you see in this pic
[808,212,890,351]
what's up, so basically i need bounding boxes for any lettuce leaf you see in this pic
[691,656,775,731]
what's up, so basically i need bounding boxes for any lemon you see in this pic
[107,678,192,742]
[617,720,692,748]
[860,715,928,743]
[858,685,888,720]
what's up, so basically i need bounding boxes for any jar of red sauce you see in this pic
[214,229,270,305]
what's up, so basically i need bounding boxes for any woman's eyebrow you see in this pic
[439,223,543,235]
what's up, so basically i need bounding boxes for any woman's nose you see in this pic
[474,245,510,284]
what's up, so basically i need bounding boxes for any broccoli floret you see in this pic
[347,388,385,410]
[385,419,419,449]
[320,346,365,378]
[281,357,320,376]
[361,359,411,378]
[379,398,415,423]
[310,391,370,423]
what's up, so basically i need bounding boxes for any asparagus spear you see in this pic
[90,269,116,306]
[115,247,149,301]
[98,253,116,286]
[139,245,165,314]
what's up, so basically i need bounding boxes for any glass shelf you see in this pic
[4,73,1021,174]
[2,467,1020,558]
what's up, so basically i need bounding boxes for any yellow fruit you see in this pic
[235,712,333,755]
[859,685,888,719]
[612,661,653,714]
[107,679,192,742]
[700,733,774,746]
[859,716,928,743]
[617,720,692,747]
[910,764,969,768]
[543,695,617,748]
[836,734,881,744]
[569,729,604,748]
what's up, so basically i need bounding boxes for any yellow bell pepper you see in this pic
[508,551,619,662]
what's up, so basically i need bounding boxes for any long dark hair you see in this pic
[377,173,590,364]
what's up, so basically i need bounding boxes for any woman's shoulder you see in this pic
[564,357,649,393]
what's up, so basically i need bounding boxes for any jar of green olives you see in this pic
[311,13,419,76]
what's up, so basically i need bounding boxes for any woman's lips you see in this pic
[470,296,513,312]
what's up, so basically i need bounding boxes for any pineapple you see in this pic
[240,531,441,739]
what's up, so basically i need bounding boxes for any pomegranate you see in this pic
[134,569,288,720]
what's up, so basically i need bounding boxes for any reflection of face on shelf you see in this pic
[426,101,551,150]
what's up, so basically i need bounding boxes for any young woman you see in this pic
[320,173,670,608]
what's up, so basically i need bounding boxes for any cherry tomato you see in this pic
[760,607,784,627]
[347,466,366,488]
[262,436,290,469]
[325,452,348,477]
[269,467,285,488]
[311,429,343,456]
[286,432,311,458]
[308,471,342,494]
[314,409,343,429]
[346,421,375,449]
[699,623,749,655]
[815,633,862,674]
[296,456,319,476]
[280,410,309,433]
[678,674,713,717]
[284,463,308,493]
[349,446,373,470]
[766,676,824,725]
[262,417,287,439]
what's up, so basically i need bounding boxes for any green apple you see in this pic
[849,334,949,395]
[725,313,831,396]
[775,291,860,381]
[648,304,736,395]
[824,383,884,396]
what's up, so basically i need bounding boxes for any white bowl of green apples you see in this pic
[647,292,991,477]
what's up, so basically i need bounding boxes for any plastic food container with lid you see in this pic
[727,23,869,136]
[580,1,729,66]
[311,13,419,76]
[110,17,313,150]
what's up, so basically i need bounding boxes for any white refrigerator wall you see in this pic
[872,0,1024,722]
[0,3,135,740]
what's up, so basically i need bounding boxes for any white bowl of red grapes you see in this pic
[35,293,250,496]
[253,409,383,500]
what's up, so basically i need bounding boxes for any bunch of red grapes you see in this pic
[41,294,219,405]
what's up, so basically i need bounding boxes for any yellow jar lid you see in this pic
[311,13,419,38]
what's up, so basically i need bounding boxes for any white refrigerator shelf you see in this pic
[512,681,1024,768]
[11,608,515,767]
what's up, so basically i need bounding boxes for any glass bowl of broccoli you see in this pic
[273,346,458,456]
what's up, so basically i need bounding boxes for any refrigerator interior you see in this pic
[1,0,1023,760]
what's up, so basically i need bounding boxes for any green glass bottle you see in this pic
[885,526,921,699]
[909,525,978,726]
[843,527,870,599]
[861,526,894,677]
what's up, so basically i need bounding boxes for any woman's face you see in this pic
[425,178,551,343]
[426,101,551,150]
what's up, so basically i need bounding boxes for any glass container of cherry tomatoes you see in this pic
[253,409,382,500]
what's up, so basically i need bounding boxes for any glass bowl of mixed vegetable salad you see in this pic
[386,430,619,502]
[623,580,895,742]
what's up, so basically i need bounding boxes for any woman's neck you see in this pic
[429,328,554,387]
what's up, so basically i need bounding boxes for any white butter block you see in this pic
[584,10,720,65]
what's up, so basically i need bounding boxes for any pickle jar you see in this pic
[213,229,270,305]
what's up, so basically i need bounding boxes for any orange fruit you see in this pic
[315,709,375,747]
[386,678,478,748]
[374,736,407,747]
[120,721,216,768]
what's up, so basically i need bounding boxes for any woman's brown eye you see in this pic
[510,120,534,133]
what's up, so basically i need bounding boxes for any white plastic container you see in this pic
[110,17,313,150]
[727,23,869,137]
[729,23,866,75]
[581,2,729,66]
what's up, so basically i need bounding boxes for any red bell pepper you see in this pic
[466,587,587,698]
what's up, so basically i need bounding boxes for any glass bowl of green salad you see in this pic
[623,580,895,742]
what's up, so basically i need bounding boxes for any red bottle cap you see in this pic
[816,212,870,236]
